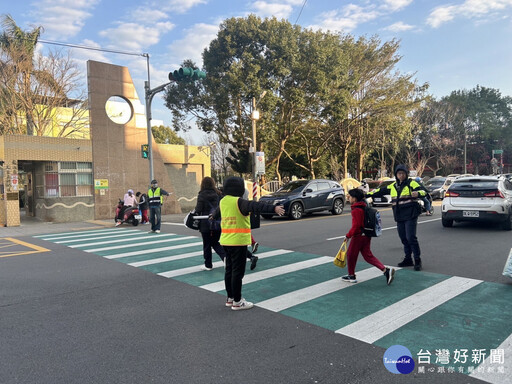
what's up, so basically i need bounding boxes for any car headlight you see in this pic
[273,199,286,204]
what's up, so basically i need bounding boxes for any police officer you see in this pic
[147,179,170,234]
[367,165,426,270]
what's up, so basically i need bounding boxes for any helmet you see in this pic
[151,179,158,185]
[127,189,134,194]
[415,177,421,182]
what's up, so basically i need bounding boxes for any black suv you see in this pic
[259,179,346,220]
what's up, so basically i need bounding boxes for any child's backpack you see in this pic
[356,204,382,237]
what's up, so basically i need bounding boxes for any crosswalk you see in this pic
[35,228,512,383]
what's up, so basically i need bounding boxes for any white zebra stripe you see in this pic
[200,256,332,292]
[129,251,205,267]
[103,241,203,259]
[84,236,196,253]
[257,267,396,312]
[69,233,176,248]
[335,276,482,343]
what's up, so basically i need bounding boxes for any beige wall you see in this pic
[87,60,210,218]
[0,135,92,226]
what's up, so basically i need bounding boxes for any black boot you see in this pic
[398,257,414,267]
[414,258,422,271]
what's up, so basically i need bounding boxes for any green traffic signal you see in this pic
[168,67,206,82]
[141,144,149,159]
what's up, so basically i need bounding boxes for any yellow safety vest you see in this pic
[219,195,251,246]
[148,188,163,205]
[369,179,426,206]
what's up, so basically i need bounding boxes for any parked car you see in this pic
[441,176,512,230]
[259,179,346,220]
[424,177,446,200]
[368,179,395,206]
[425,176,458,200]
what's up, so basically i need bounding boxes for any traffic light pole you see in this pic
[144,80,170,183]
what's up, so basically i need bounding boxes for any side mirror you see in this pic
[303,188,313,195]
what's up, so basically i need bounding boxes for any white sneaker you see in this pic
[115,222,121,227]
[231,298,254,311]
[225,298,234,307]
[155,230,160,234]
[201,265,213,271]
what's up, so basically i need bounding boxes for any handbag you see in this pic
[184,211,200,230]
[503,250,512,279]
[333,239,348,268]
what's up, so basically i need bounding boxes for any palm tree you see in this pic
[0,14,43,135]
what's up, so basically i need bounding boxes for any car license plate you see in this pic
[134,214,142,220]
[374,198,381,202]
[462,211,479,217]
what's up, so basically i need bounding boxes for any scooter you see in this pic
[115,199,141,226]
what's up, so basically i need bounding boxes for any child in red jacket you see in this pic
[342,188,395,285]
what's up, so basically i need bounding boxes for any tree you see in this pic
[0,14,88,137]
[165,16,350,180]
[442,86,512,174]
[151,125,185,144]
[0,14,42,135]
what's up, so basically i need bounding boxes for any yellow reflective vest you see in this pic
[148,187,163,205]
[368,178,426,221]
[219,195,251,246]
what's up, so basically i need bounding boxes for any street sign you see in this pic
[493,149,503,155]
[255,151,265,175]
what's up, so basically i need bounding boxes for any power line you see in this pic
[294,0,308,25]
[38,39,147,58]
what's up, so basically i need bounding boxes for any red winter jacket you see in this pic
[345,201,366,239]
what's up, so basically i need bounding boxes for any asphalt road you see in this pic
[1,203,510,384]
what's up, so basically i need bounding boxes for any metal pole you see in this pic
[144,54,154,184]
[464,128,467,174]
[252,97,258,201]
[145,81,155,183]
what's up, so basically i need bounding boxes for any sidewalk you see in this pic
[0,213,188,237]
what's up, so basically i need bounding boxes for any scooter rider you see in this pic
[366,165,426,271]
[116,189,137,226]
[415,177,433,216]
[147,180,170,234]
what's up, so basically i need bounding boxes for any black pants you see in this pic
[224,246,247,302]
[397,218,421,261]
[201,231,226,268]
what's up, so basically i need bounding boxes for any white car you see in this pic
[368,179,394,207]
[441,176,512,230]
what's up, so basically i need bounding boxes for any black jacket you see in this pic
[195,188,222,233]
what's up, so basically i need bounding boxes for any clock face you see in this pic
[105,96,133,124]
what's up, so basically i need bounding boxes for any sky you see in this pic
[3,0,512,144]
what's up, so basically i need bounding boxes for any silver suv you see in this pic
[441,176,512,230]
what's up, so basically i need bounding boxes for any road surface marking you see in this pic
[200,256,332,292]
[38,229,137,241]
[69,233,176,248]
[55,231,146,244]
[256,267,400,312]
[0,238,50,258]
[326,217,441,241]
[84,235,196,253]
[103,241,203,259]
[129,250,205,267]
[335,276,482,343]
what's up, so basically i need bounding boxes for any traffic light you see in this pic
[168,67,206,82]
[141,144,149,159]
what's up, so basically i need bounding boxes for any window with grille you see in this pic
[40,162,93,197]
